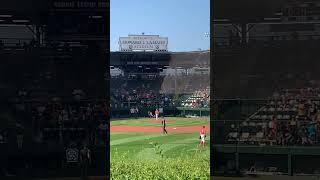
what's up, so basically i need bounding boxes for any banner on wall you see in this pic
[52,0,108,10]
[119,35,168,51]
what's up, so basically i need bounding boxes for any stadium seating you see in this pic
[110,74,210,109]
[225,87,320,146]
[0,45,109,154]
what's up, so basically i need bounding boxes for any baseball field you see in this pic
[110,117,210,179]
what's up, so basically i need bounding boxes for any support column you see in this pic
[174,67,177,94]
[36,25,41,46]
[235,152,240,172]
[240,23,247,46]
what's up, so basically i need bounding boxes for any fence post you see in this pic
[235,152,240,173]
[288,154,292,176]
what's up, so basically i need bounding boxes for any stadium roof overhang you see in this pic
[0,0,109,25]
[213,0,287,23]
[0,0,48,25]
[110,51,209,68]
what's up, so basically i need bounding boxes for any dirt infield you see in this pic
[111,125,210,132]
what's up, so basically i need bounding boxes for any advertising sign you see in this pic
[66,148,79,163]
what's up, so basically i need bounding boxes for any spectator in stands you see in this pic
[148,111,154,118]
[284,129,294,146]
[297,100,307,120]
[269,116,278,140]
[299,126,310,145]
[130,107,135,117]
[316,110,320,123]
[98,121,108,145]
[16,125,24,149]
[134,107,139,118]
[0,132,4,143]
[307,122,317,143]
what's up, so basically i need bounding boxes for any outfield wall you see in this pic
[0,143,108,178]
[111,107,209,118]
[212,144,320,175]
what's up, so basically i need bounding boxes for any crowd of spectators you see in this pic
[111,80,174,109]
[110,74,210,109]
[0,43,108,176]
[227,87,320,146]
[12,94,109,148]
[181,87,210,108]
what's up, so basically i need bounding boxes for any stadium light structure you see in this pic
[204,32,210,50]
[263,18,281,20]
[213,19,230,22]
[90,15,102,19]
[0,15,12,18]
[12,20,30,23]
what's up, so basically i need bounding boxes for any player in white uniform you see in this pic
[155,109,159,120]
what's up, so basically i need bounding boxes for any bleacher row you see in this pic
[180,88,210,108]
[0,46,109,150]
[227,87,320,146]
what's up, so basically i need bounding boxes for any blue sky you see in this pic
[110,0,210,52]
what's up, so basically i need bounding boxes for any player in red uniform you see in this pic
[199,126,206,148]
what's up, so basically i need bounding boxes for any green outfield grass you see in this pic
[111,132,210,159]
[111,117,209,127]
[110,117,210,179]
[213,176,320,180]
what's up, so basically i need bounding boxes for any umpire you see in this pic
[162,116,168,134]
